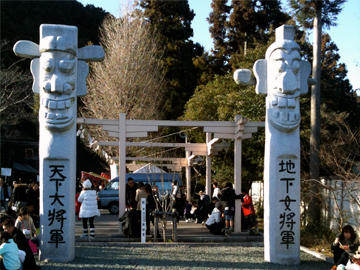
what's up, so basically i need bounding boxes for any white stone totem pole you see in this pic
[234,25,313,264]
[13,24,104,262]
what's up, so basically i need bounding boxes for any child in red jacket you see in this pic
[241,187,259,235]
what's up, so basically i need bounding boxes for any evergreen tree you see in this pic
[320,34,358,124]
[205,0,289,77]
[207,0,231,75]
[228,0,289,55]
[138,0,202,120]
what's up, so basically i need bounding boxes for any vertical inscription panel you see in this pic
[275,156,300,259]
[141,198,146,243]
[41,159,70,257]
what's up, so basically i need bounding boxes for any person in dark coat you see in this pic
[194,199,208,224]
[13,184,29,212]
[144,184,156,236]
[0,178,11,211]
[125,178,137,210]
[2,218,40,269]
[26,182,39,216]
[218,182,243,234]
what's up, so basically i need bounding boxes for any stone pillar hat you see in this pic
[39,24,78,55]
[265,25,300,60]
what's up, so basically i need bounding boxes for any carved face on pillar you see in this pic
[267,45,301,132]
[33,25,79,132]
[39,50,77,131]
[13,24,104,132]
[234,25,311,133]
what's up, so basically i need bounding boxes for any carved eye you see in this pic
[59,60,75,74]
[292,60,300,75]
[41,59,55,73]
[275,60,286,73]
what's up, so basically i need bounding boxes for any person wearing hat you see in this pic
[78,179,100,240]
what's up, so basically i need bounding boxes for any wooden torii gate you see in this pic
[78,113,264,233]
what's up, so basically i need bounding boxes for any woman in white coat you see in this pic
[78,179,100,240]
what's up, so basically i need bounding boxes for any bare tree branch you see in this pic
[0,40,33,114]
[80,8,166,157]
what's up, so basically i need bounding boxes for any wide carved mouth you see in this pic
[269,95,300,131]
[41,97,74,125]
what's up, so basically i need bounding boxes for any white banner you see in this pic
[1,168,11,177]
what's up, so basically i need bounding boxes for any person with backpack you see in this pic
[218,182,243,234]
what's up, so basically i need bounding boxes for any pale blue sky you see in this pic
[78,0,359,91]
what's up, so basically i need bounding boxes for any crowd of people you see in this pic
[0,177,41,270]
[182,182,259,236]
[120,177,360,270]
[121,178,259,238]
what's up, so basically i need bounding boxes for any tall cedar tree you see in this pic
[207,0,231,75]
[228,0,289,56]
[206,0,289,76]
[289,0,345,224]
[138,0,203,120]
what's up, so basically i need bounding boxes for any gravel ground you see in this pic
[37,245,332,270]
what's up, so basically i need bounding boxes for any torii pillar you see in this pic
[14,24,104,262]
[234,25,313,264]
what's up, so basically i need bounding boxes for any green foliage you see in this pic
[183,73,265,122]
[181,68,266,186]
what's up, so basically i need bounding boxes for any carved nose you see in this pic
[279,71,298,94]
[50,74,63,93]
